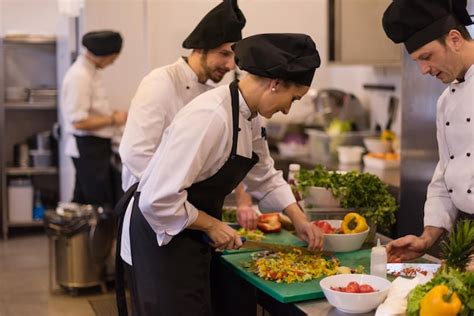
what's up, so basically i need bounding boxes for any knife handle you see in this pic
[201,234,246,246]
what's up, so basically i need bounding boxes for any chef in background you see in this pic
[60,30,127,210]
[382,0,474,262]
[125,33,323,315]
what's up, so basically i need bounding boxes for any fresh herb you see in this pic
[295,165,397,235]
[221,207,237,223]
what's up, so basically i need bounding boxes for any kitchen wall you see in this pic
[2,0,402,201]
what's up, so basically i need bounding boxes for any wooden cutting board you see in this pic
[221,248,371,303]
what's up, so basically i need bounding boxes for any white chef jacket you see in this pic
[120,84,296,264]
[60,55,115,158]
[424,64,474,231]
[119,57,213,190]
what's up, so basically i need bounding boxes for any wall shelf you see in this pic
[5,101,56,110]
[8,220,44,227]
[6,167,58,176]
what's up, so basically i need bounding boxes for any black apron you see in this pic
[72,135,122,210]
[116,80,259,316]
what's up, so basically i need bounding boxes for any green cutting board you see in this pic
[221,248,371,303]
[224,229,307,254]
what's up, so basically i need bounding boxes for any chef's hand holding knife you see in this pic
[190,211,243,250]
[284,203,323,251]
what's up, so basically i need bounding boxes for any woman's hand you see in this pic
[283,203,323,250]
[206,219,242,250]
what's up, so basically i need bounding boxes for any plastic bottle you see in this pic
[33,190,45,220]
[288,164,301,201]
[370,238,387,278]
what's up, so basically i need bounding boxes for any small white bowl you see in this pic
[320,274,391,314]
[322,220,369,252]
[337,146,365,164]
[363,137,392,153]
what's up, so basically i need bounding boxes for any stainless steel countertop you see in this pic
[294,234,440,316]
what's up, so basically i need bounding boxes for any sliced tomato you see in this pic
[358,284,376,293]
[345,281,361,293]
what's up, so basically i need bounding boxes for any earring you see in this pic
[271,87,276,92]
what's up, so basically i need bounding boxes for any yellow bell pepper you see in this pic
[420,285,461,316]
[341,212,368,234]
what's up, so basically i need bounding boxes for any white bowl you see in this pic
[363,137,392,153]
[320,274,391,314]
[304,186,340,207]
[337,146,365,164]
[322,220,369,252]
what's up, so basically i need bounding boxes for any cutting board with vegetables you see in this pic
[221,248,371,303]
[223,229,306,255]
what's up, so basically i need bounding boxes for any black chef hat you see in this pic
[383,0,473,53]
[82,31,123,56]
[232,33,321,87]
[182,0,246,49]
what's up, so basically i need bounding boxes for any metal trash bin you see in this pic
[44,203,114,293]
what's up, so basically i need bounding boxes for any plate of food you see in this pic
[386,263,440,278]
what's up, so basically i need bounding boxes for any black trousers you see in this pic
[72,135,122,209]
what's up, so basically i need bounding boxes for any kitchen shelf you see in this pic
[3,36,56,45]
[8,220,44,227]
[5,101,56,110]
[6,167,58,176]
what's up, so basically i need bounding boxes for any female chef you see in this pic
[127,33,323,315]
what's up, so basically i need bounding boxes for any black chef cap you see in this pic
[383,0,473,53]
[82,31,123,56]
[232,33,321,87]
[182,0,246,49]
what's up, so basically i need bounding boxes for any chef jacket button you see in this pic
[468,153,471,157]
[468,189,472,194]
[468,118,471,122]
[451,88,456,93]
[446,121,450,126]
[449,189,453,193]
[186,86,190,90]
[450,155,454,159]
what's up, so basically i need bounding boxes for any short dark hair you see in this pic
[437,24,472,45]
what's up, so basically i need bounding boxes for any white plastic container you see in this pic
[337,146,365,164]
[8,179,34,222]
[370,238,387,278]
[29,149,51,167]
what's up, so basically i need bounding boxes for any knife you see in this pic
[240,238,332,257]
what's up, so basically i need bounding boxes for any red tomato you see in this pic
[345,281,361,293]
[313,220,335,234]
[358,284,376,293]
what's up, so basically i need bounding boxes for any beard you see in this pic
[200,54,228,83]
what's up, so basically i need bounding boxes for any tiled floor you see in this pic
[0,232,112,316]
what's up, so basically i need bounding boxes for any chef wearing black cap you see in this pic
[60,30,127,209]
[382,0,474,263]
[118,0,256,264]
[124,33,322,315]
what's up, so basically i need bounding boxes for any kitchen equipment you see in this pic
[306,129,375,162]
[363,137,393,153]
[28,87,57,103]
[35,131,52,150]
[29,149,51,167]
[385,96,398,131]
[337,145,365,164]
[5,86,28,102]
[8,178,34,222]
[13,143,30,167]
[308,89,370,131]
[304,186,341,208]
[322,220,369,252]
[221,248,371,303]
[224,229,306,255]
[320,274,391,313]
[45,203,114,292]
[240,239,331,256]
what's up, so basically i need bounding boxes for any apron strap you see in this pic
[114,182,139,316]
[229,80,240,158]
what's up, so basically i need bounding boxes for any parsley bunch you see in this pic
[296,165,397,235]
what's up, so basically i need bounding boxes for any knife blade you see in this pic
[240,239,332,257]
